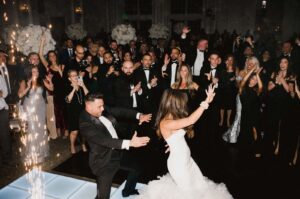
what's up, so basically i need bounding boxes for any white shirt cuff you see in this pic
[181,33,187,39]
[122,140,130,150]
[136,113,141,120]
[147,83,151,89]
[162,65,167,72]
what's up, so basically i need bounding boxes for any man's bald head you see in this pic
[122,61,134,76]
[75,45,85,60]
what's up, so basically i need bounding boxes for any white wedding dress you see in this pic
[137,129,233,199]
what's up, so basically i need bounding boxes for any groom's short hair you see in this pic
[85,92,104,102]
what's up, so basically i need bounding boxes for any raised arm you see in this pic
[161,85,215,131]
[38,34,49,69]
[239,67,255,94]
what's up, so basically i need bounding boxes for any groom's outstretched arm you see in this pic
[105,106,152,125]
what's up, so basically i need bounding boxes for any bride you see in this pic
[137,85,233,199]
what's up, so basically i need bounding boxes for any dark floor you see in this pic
[53,132,300,199]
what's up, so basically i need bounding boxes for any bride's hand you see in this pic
[205,84,216,104]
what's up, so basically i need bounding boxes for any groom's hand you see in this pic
[139,113,152,125]
[130,131,150,148]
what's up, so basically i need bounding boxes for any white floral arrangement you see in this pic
[173,22,186,35]
[16,24,56,56]
[66,23,87,40]
[111,24,137,45]
[2,24,20,45]
[149,24,169,39]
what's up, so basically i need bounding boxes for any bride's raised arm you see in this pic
[161,85,215,131]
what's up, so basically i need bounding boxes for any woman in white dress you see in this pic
[137,86,233,199]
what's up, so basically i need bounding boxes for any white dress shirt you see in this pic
[0,64,11,94]
[99,116,130,150]
[211,66,217,78]
[130,84,138,108]
[99,56,104,64]
[0,74,8,110]
[193,49,204,76]
[144,69,152,89]
[68,48,73,57]
[171,63,177,86]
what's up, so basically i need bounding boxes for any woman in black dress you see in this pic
[279,80,300,166]
[238,66,263,158]
[39,35,68,138]
[66,69,89,154]
[264,58,295,159]
[219,55,237,127]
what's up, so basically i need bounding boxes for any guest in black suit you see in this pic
[93,45,106,66]
[180,26,209,85]
[98,52,120,106]
[113,61,141,110]
[135,54,159,114]
[199,52,224,149]
[113,61,142,139]
[161,48,181,89]
[79,93,151,199]
[110,40,121,65]
[59,38,74,65]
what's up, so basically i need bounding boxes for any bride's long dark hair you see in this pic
[155,89,194,138]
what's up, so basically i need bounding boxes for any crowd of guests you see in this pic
[1,26,300,170]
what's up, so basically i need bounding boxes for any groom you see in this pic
[79,92,151,199]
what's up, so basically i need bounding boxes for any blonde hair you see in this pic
[244,56,260,71]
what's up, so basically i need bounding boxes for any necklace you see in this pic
[75,88,83,105]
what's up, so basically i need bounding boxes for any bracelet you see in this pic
[200,101,209,110]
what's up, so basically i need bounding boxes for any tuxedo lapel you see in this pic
[89,114,112,138]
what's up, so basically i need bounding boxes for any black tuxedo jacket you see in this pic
[180,35,209,71]
[134,67,161,112]
[199,64,224,88]
[199,65,225,106]
[79,107,138,175]
[162,61,180,89]
[135,67,160,100]
[59,48,74,65]
[113,73,140,109]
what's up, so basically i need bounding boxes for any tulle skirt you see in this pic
[137,174,233,199]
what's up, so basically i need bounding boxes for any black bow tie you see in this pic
[171,61,178,64]
[143,68,150,71]
[211,67,217,70]
[198,49,205,53]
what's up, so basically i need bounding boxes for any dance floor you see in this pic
[0,169,145,199]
